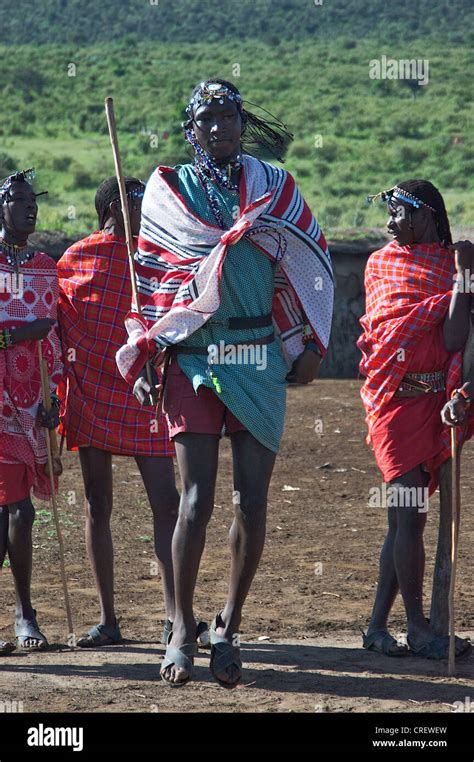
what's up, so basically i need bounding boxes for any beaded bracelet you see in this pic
[302,324,316,344]
[451,387,471,407]
[50,392,61,409]
[0,329,13,350]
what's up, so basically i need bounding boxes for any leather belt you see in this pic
[207,313,273,329]
[170,332,275,356]
[394,370,446,397]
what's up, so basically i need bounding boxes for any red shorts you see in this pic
[0,463,33,505]
[163,357,246,438]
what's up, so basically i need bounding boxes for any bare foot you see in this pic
[210,612,242,687]
[161,623,197,685]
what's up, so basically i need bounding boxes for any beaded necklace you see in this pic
[185,128,242,230]
[0,240,35,272]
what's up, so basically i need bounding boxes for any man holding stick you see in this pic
[57,178,186,647]
[0,168,62,653]
[358,181,473,660]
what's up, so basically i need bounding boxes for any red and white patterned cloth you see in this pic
[116,156,334,384]
[57,231,174,456]
[0,251,62,500]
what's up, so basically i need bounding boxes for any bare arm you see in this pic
[443,241,474,352]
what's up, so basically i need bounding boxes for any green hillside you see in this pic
[0,2,472,238]
[1,0,473,45]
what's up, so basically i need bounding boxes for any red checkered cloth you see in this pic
[357,240,473,478]
[57,231,174,456]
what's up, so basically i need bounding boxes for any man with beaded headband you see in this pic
[358,179,474,660]
[117,79,334,686]
[0,168,62,654]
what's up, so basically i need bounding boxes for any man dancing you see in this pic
[117,80,334,686]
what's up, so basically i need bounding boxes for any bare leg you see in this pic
[0,506,9,567]
[213,431,277,684]
[0,505,13,652]
[79,447,116,629]
[162,433,220,684]
[390,466,432,646]
[367,506,399,634]
[8,497,46,646]
[134,455,179,622]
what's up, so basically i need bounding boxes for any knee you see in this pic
[389,481,428,514]
[84,485,112,524]
[179,485,213,527]
[149,485,180,520]
[9,498,35,528]
[233,494,266,529]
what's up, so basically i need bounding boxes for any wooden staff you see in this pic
[431,323,474,654]
[37,341,74,638]
[40,357,62,478]
[448,427,460,676]
[104,96,156,406]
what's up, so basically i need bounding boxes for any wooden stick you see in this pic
[104,96,154,402]
[39,355,63,477]
[38,341,74,638]
[104,97,142,313]
[448,427,460,676]
[430,459,451,636]
[431,323,474,637]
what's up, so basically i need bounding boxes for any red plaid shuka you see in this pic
[116,156,334,384]
[57,232,174,457]
[358,240,473,480]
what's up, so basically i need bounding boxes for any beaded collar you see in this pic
[184,127,242,229]
[0,240,35,271]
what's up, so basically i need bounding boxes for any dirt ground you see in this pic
[0,379,473,713]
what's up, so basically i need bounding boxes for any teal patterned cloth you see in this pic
[175,163,289,452]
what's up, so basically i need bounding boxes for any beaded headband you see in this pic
[121,184,145,201]
[185,82,242,118]
[0,167,48,203]
[367,186,436,212]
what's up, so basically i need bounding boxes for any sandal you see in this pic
[361,627,409,657]
[160,635,197,687]
[408,634,472,661]
[0,640,16,656]
[209,612,242,689]
[161,619,210,649]
[15,611,48,651]
[76,621,122,648]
